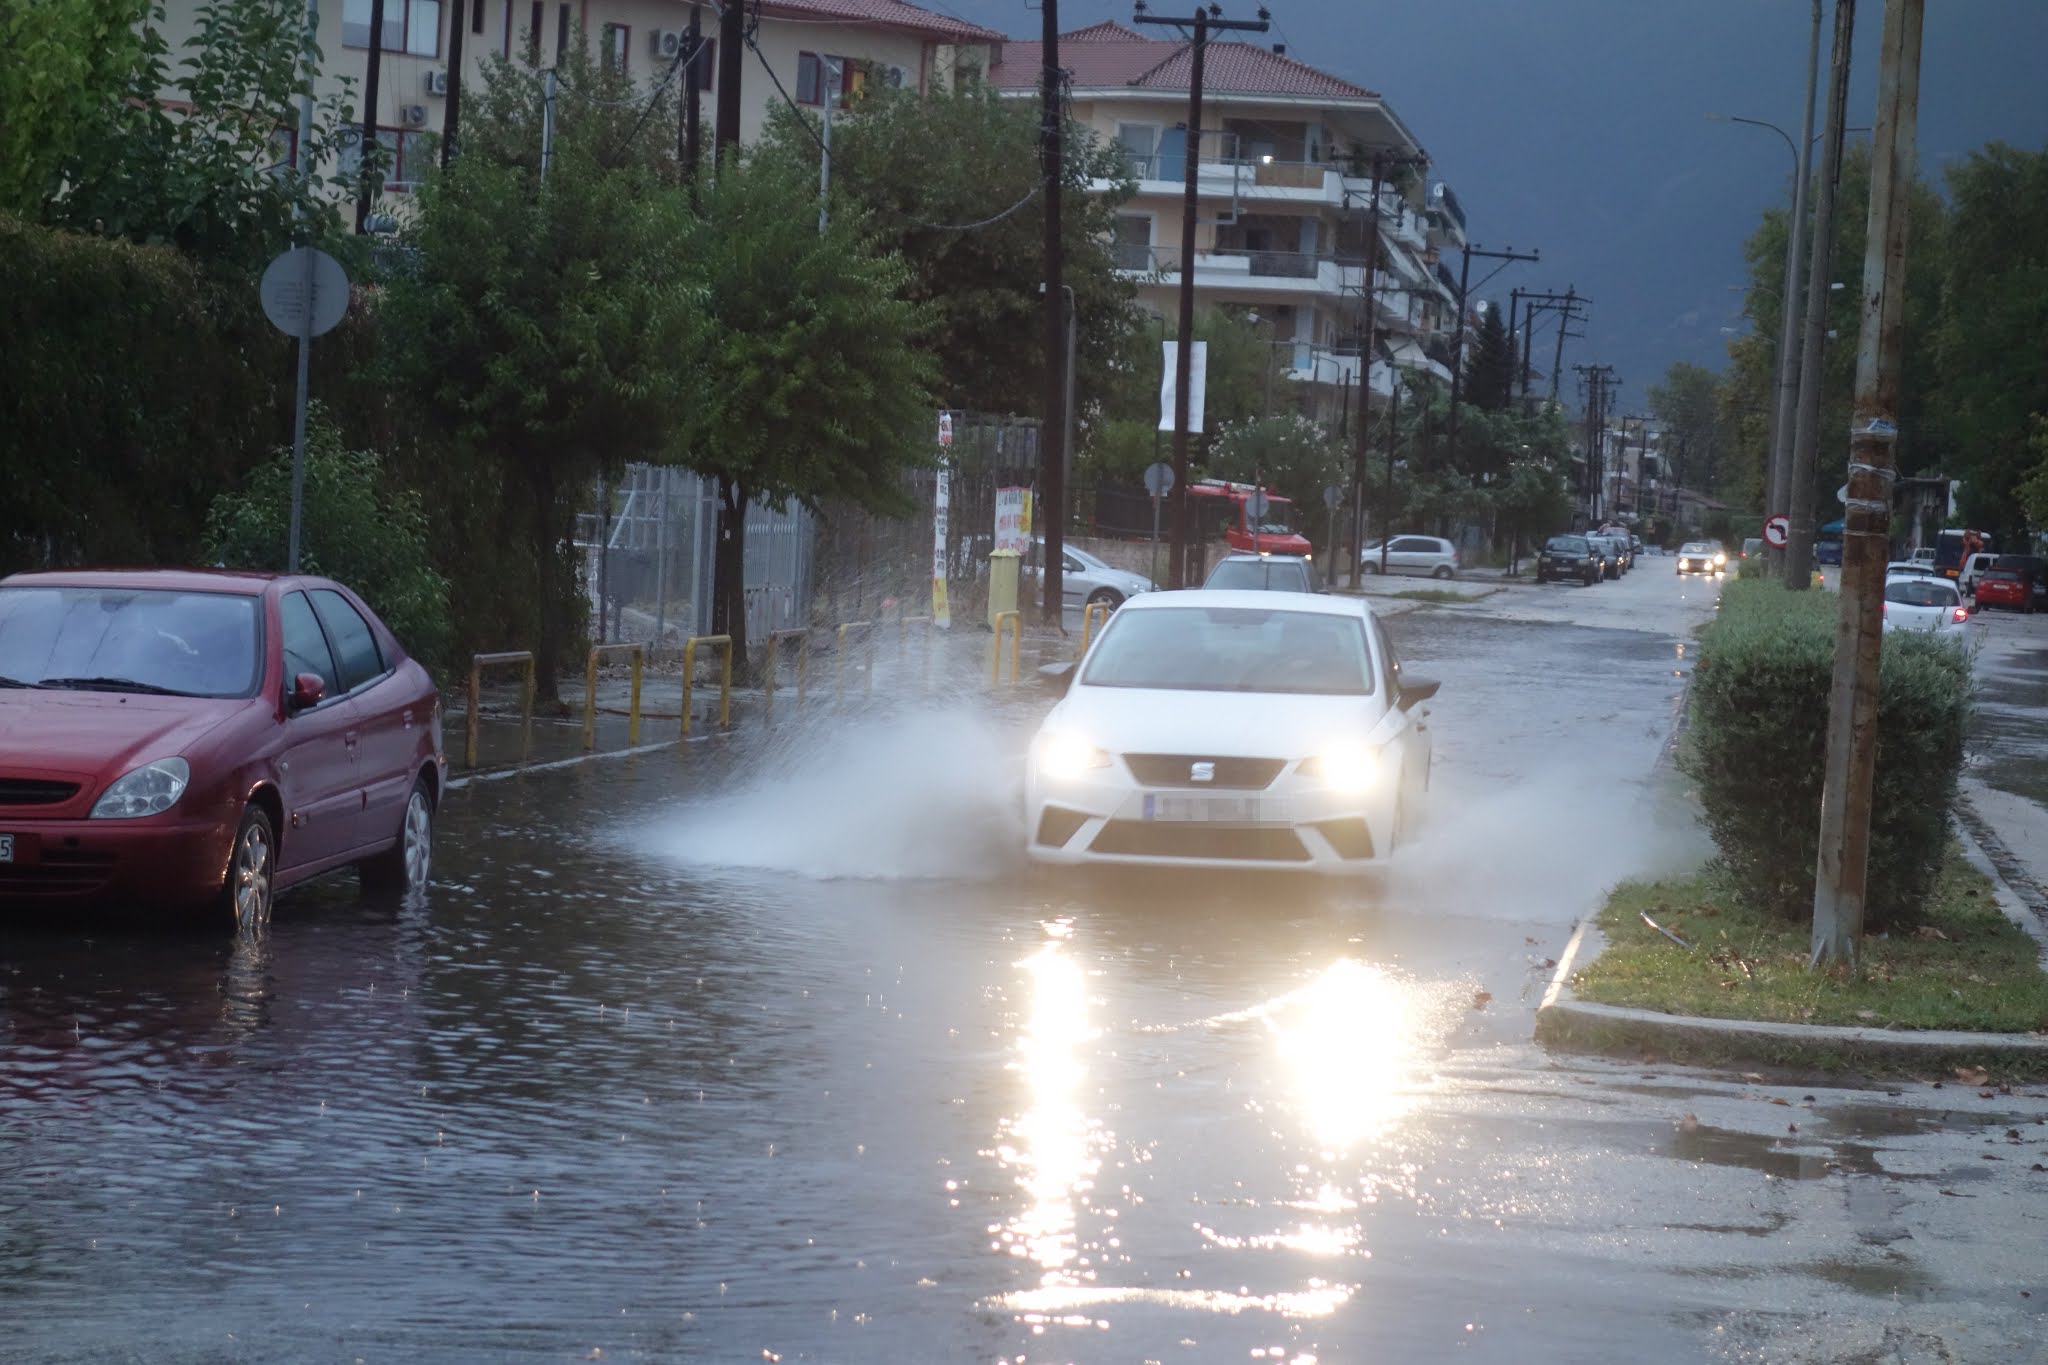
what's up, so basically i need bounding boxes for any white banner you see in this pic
[931,461,951,629]
[994,486,1033,554]
[1158,340,1208,434]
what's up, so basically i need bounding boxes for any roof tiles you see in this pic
[989,29,1377,100]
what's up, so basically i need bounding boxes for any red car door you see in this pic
[277,590,362,870]
[309,587,415,851]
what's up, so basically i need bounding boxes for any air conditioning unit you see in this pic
[651,28,684,59]
[399,103,429,127]
[424,69,449,95]
[883,63,908,88]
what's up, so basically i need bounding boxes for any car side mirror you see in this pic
[289,671,326,710]
[1038,662,1077,696]
[1397,675,1440,711]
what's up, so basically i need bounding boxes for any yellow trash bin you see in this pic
[987,549,1021,630]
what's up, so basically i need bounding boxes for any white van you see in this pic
[1960,551,1999,597]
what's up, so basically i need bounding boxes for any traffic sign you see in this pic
[260,247,349,338]
[937,412,953,447]
[1322,484,1345,512]
[1245,489,1271,521]
[1763,514,1790,549]
[1143,461,1175,498]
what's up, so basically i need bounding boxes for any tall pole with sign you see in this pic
[932,413,953,629]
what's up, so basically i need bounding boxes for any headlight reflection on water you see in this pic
[1273,958,1419,1154]
[994,928,1103,1282]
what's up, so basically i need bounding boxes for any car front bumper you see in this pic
[0,814,235,908]
[1025,768,1397,873]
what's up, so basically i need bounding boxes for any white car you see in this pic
[1882,573,1969,639]
[1022,539,1157,611]
[1958,551,2000,597]
[1674,540,1726,575]
[1025,591,1438,872]
[1359,534,1459,579]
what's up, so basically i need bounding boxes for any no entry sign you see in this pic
[1763,515,1790,549]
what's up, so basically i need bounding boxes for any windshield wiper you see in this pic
[38,676,195,697]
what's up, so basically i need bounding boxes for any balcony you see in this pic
[1118,246,1356,298]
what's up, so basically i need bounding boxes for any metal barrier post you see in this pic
[1080,600,1112,655]
[764,628,810,717]
[990,610,1021,686]
[681,635,733,741]
[835,621,871,708]
[465,651,537,768]
[581,643,646,751]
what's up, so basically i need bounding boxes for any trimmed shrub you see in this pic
[1682,578,1972,931]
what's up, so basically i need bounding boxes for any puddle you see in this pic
[1812,1103,2024,1139]
[1663,1212,1791,1238]
[1799,1254,1940,1300]
[1670,1122,1883,1179]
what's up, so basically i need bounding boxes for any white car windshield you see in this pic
[1082,605,1374,696]
[1681,543,1712,554]
[0,586,263,697]
[1885,579,1958,607]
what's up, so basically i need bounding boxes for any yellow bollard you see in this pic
[465,651,535,769]
[581,643,646,751]
[1080,600,1112,655]
[680,634,733,742]
[990,610,1021,686]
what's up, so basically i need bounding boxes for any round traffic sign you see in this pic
[1763,514,1790,548]
[1143,461,1176,498]
[1322,484,1345,512]
[1245,489,1271,520]
[260,246,350,338]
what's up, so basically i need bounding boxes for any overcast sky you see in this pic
[952,0,2048,409]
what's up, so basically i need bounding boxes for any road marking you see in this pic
[1540,916,1592,1011]
[445,735,718,790]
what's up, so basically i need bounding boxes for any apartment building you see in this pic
[154,0,1000,199]
[990,22,1468,420]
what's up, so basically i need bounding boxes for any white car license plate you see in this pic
[1144,795,1278,824]
[0,834,12,863]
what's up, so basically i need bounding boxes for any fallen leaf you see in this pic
[1955,1067,1991,1086]
[1471,991,1492,1010]
[2033,1164,2047,1173]
[1769,1097,1792,1107]
[1679,1113,1700,1132]
[2008,1129,2024,1141]
[1788,1123,1799,1133]
[1939,1189,1975,1198]
[1802,1095,1816,1102]
[1984,1154,2002,1161]
[1916,926,1950,941]
[1742,1073,1765,1083]
[1855,1010,1879,1021]
[1980,1090,1998,1100]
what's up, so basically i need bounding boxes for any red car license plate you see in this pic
[0,834,13,863]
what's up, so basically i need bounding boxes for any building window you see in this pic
[343,0,441,56]
[470,0,482,33]
[796,51,854,108]
[339,125,434,191]
[526,0,540,60]
[555,2,569,58]
[602,22,629,72]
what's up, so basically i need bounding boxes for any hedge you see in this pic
[1682,578,1972,931]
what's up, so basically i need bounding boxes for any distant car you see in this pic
[1023,539,1157,612]
[1814,538,1843,567]
[1972,567,2034,614]
[1741,538,1763,561]
[0,569,445,924]
[1202,553,1326,594]
[1992,554,2048,611]
[1593,528,1635,572]
[1025,591,1438,873]
[1959,551,2000,597]
[1535,534,1602,586]
[1882,573,1970,639]
[1674,540,1725,575]
[1360,535,1458,579]
[1580,534,1621,581]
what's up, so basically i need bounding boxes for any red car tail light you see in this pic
[1952,606,1969,623]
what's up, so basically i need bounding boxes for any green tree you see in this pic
[759,81,1138,417]
[1203,415,1344,523]
[1463,305,1515,413]
[1936,143,2048,541]
[202,409,452,669]
[1647,361,1725,496]
[377,47,699,701]
[2017,416,2048,533]
[0,0,152,214]
[674,148,937,673]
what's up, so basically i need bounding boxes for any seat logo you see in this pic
[1190,761,1215,783]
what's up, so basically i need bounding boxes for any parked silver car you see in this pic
[1359,535,1459,579]
[1022,539,1158,611]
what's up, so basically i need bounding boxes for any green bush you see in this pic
[1682,578,1972,931]
[202,410,453,673]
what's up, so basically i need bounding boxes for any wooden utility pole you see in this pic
[681,6,703,183]
[355,0,387,230]
[1812,0,1923,968]
[1351,151,1385,585]
[1784,0,1857,590]
[1135,2,1269,588]
[1039,0,1066,622]
[1765,0,1825,571]
[441,0,466,168]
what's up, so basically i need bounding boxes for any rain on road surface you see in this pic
[6,566,2047,1364]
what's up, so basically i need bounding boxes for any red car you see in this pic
[1972,567,2034,613]
[0,569,444,923]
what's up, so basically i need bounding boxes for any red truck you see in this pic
[1186,480,1313,557]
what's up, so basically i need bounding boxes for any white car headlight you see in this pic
[91,757,191,819]
[1302,742,1381,795]
[1037,732,1110,780]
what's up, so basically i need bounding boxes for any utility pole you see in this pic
[1575,364,1617,524]
[714,0,743,165]
[1378,376,1401,575]
[681,6,702,183]
[1514,290,1586,406]
[707,0,744,652]
[355,0,387,230]
[441,0,466,169]
[1767,0,1825,568]
[1446,245,1539,454]
[1549,287,1577,403]
[1040,0,1066,622]
[1136,1,1270,589]
[1813,0,1922,968]
[1350,153,1386,587]
[818,55,840,232]
[1785,0,1856,590]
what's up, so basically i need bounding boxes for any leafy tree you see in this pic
[377,47,699,701]
[1647,361,1725,496]
[35,0,365,267]
[759,81,1138,417]
[2017,416,2048,534]
[202,408,452,669]
[673,148,937,674]
[1936,143,2048,541]
[1463,304,1515,413]
[1203,416,1344,523]
[0,0,152,214]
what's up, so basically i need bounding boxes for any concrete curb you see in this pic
[1534,815,2048,1078]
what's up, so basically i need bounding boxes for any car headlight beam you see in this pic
[1037,732,1110,780]
[1303,742,1382,795]
[91,757,191,819]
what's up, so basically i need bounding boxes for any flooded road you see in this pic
[6,567,2046,1363]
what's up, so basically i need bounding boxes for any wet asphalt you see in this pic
[4,563,2047,1364]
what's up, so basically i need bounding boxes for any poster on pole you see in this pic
[932,461,952,630]
[994,487,1033,554]
[1157,341,1208,434]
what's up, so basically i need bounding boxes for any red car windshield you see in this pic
[0,586,263,698]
